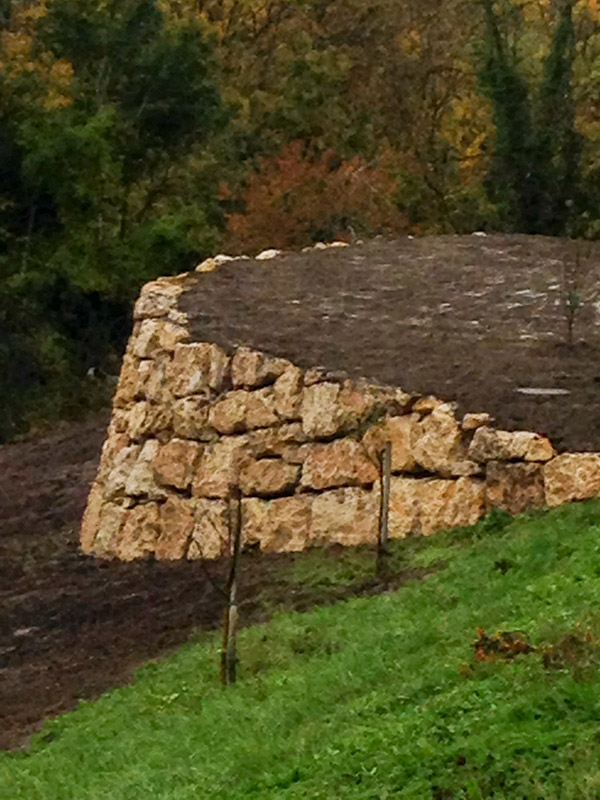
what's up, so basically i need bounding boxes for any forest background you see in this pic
[1,0,598,440]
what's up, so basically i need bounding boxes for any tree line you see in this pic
[1,0,599,439]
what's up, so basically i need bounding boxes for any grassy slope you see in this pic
[3,502,600,799]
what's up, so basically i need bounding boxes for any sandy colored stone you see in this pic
[388,477,485,538]
[462,413,492,432]
[248,423,307,458]
[192,436,250,498]
[273,365,303,420]
[96,431,130,482]
[113,353,141,408]
[243,496,312,553]
[311,487,379,546]
[188,499,229,559]
[301,439,378,491]
[131,319,189,359]
[94,502,126,556]
[156,495,195,560]
[362,415,418,473]
[544,453,600,507]
[301,382,344,438]
[388,478,421,538]
[412,404,480,477]
[133,278,183,320]
[137,357,171,405]
[172,396,213,440]
[170,343,229,397]
[468,427,555,463]
[127,402,172,441]
[116,502,161,561]
[153,439,202,490]
[104,445,141,501]
[80,481,105,554]
[413,396,445,414]
[209,389,278,435]
[125,440,167,500]
[231,347,291,389]
[195,254,235,273]
[240,459,300,497]
[485,461,545,515]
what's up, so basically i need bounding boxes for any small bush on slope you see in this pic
[3,501,600,799]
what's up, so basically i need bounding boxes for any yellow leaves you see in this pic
[395,29,422,58]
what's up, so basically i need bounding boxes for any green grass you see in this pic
[4,502,600,799]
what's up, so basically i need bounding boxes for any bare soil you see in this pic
[4,232,600,749]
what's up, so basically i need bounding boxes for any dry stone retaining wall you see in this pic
[81,271,600,561]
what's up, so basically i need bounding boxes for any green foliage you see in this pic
[0,0,226,440]
[4,501,600,797]
[478,0,580,235]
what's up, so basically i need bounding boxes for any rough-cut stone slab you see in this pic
[413,396,445,414]
[153,439,202,490]
[388,477,485,537]
[240,459,300,497]
[462,413,492,431]
[124,440,167,500]
[80,482,105,554]
[113,353,140,408]
[188,499,229,559]
[418,478,485,535]
[469,427,555,463]
[300,439,378,491]
[94,502,126,556]
[116,502,161,561]
[301,382,345,438]
[273,365,303,420]
[156,495,195,560]
[127,402,172,442]
[231,347,291,388]
[132,319,188,359]
[208,389,279,434]
[169,343,229,397]
[311,487,378,546]
[192,436,250,498]
[248,423,307,458]
[104,445,141,501]
[411,405,480,477]
[545,453,600,507]
[133,278,183,320]
[485,461,545,515]
[137,357,171,405]
[362,415,418,473]
[172,397,213,440]
[388,478,420,538]
[243,496,312,552]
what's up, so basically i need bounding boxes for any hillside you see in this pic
[3,501,600,798]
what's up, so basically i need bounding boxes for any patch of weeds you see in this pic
[287,545,374,590]
[542,632,600,682]
[473,627,536,663]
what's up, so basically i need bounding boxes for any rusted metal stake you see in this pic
[221,485,242,686]
[377,441,392,577]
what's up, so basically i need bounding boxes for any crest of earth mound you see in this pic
[81,234,600,561]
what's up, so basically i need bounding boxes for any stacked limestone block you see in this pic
[81,274,600,561]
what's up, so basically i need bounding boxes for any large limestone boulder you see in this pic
[209,389,279,434]
[188,499,229,559]
[131,319,188,359]
[192,436,250,498]
[153,439,202,491]
[411,404,480,477]
[311,487,379,546]
[124,440,168,500]
[388,477,485,537]
[469,427,555,463]
[169,343,229,397]
[133,276,184,320]
[231,347,291,389]
[300,438,378,491]
[156,495,195,560]
[485,461,545,515]
[273,366,303,420]
[243,495,312,552]
[240,459,301,497]
[116,502,161,561]
[362,414,418,473]
[544,453,600,507]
